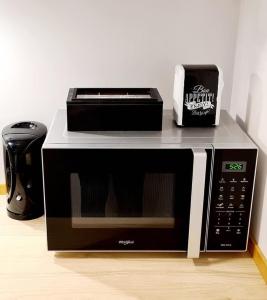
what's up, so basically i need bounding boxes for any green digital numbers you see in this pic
[227,163,243,171]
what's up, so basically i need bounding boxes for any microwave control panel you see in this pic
[206,149,257,251]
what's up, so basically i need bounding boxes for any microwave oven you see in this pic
[42,110,257,258]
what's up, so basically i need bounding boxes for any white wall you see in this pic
[230,0,267,256]
[0,0,240,181]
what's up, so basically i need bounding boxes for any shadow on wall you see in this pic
[236,74,267,242]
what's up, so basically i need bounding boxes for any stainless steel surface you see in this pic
[204,149,215,251]
[244,150,258,253]
[187,149,207,258]
[43,110,256,149]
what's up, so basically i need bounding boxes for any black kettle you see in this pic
[2,121,47,220]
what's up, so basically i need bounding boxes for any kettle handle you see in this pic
[6,146,17,203]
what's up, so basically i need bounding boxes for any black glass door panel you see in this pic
[71,173,175,228]
[43,148,194,251]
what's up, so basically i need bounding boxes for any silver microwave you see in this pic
[42,110,257,258]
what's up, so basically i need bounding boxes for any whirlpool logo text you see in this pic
[118,240,135,246]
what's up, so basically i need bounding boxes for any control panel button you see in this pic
[227,212,233,217]
[228,203,234,209]
[215,228,221,235]
[216,203,224,208]
[241,186,246,192]
[219,178,226,184]
[236,228,242,235]
[218,194,224,200]
[230,186,235,192]
[225,227,232,233]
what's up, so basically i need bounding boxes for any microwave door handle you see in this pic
[187,149,207,258]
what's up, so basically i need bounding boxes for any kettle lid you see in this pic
[2,121,47,139]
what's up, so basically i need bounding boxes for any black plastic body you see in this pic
[66,88,163,131]
[2,122,47,220]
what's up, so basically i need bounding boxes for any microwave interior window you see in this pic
[70,172,175,228]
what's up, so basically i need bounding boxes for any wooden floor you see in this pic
[0,196,266,299]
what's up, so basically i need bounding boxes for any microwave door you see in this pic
[43,148,209,252]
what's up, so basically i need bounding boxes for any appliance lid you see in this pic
[2,121,47,138]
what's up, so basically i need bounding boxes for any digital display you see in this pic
[226,163,243,171]
[222,161,247,173]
